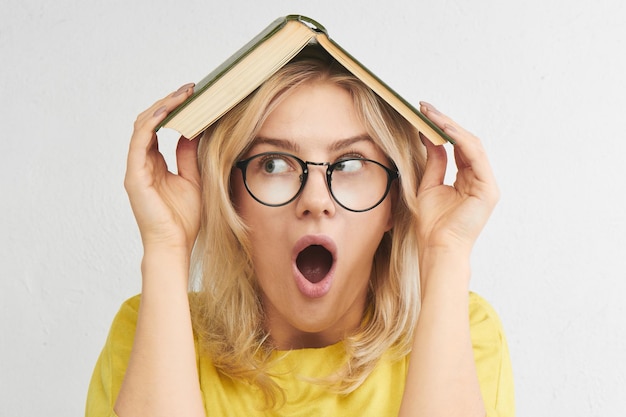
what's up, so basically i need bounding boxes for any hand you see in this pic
[415,102,500,256]
[124,83,201,254]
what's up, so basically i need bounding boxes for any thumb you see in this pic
[418,133,447,193]
[176,136,201,186]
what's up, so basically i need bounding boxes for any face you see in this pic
[231,80,394,349]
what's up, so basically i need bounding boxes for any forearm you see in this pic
[115,247,205,417]
[399,249,485,417]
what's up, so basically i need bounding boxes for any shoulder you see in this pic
[468,292,516,416]
[117,293,142,317]
[108,294,142,340]
[86,294,142,415]
[106,293,201,356]
[468,291,509,366]
[469,292,506,338]
[101,294,143,367]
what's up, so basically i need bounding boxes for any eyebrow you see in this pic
[253,137,300,153]
[253,134,374,153]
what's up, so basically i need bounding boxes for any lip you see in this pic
[292,235,337,298]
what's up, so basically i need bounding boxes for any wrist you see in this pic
[419,246,471,271]
[418,247,472,300]
[141,246,193,290]
[142,236,195,257]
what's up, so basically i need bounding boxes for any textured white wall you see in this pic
[2,0,625,415]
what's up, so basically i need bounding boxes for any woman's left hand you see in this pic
[415,102,500,257]
[399,102,496,417]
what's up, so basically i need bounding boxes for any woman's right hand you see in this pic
[116,83,207,417]
[124,83,201,255]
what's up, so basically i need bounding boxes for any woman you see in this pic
[87,48,514,416]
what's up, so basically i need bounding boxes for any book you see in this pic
[158,15,452,145]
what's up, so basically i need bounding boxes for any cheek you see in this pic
[346,204,394,258]
[231,173,283,243]
[372,194,395,233]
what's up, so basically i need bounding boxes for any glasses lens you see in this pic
[330,159,391,211]
[243,153,303,206]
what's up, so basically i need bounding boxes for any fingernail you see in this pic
[420,101,440,115]
[153,105,167,117]
[173,82,195,97]
[443,123,457,133]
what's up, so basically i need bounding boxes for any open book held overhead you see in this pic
[158,15,452,145]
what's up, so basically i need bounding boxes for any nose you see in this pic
[295,164,336,218]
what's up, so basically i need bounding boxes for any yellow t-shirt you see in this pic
[86,292,514,416]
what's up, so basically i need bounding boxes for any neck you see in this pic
[264,296,368,350]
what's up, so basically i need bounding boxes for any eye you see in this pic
[258,155,293,174]
[334,159,365,173]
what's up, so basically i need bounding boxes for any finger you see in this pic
[135,82,196,125]
[420,102,495,185]
[443,123,496,187]
[176,136,201,186]
[127,83,195,173]
[443,124,500,206]
[131,82,195,153]
[126,129,157,182]
[418,132,448,192]
[453,138,470,171]
[420,101,461,131]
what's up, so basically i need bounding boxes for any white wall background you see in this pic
[1,0,624,415]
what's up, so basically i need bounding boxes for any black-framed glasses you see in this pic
[234,152,399,212]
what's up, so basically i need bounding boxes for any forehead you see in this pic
[257,80,367,149]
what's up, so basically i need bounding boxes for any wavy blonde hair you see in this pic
[190,46,426,407]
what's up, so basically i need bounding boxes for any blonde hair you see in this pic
[191,46,426,407]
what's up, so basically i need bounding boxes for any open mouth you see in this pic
[296,245,333,284]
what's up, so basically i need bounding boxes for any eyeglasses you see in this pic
[234,152,399,212]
